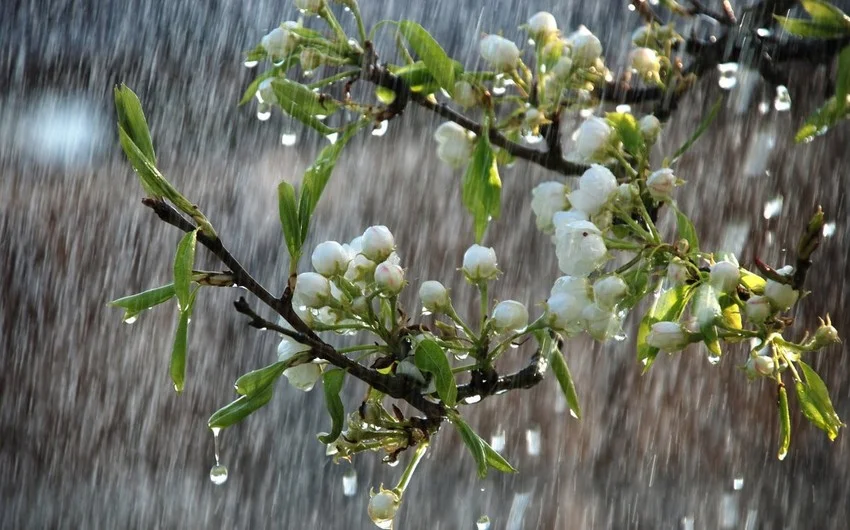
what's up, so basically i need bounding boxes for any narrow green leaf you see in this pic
[701,323,722,357]
[388,61,437,91]
[672,205,700,254]
[606,112,645,156]
[277,181,302,263]
[208,382,275,429]
[117,126,166,197]
[297,121,366,246]
[778,384,791,460]
[397,20,458,91]
[170,305,191,393]
[798,361,844,440]
[636,283,695,371]
[671,97,722,162]
[114,85,156,164]
[774,16,849,38]
[794,96,849,142]
[271,79,340,135]
[239,59,296,106]
[801,0,850,27]
[235,361,288,396]
[318,368,346,444]
[450,414,488,478]
[462,133,502,242]
[548,339,582,419]
[173,229,198,311]
[835,45,850,106]
[414,339,457,407]
[483,440,517,474]
[109,283,176,321]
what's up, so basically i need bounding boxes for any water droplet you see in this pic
[720,492,739,528]
[490,427,506,452]
[303,69,315,78]
[385,459,400,467]
[244,60,259,68]
[823,222,836,237]
[525,425,541,456]
[509,343,519,349]
[372,120,389,137]
[420,308,432,317]
[257,106,272,121]
[343,5,351,12]
[578,107,593,118]
[681,516,695,530]
[774,86,791,112]
[463,395,482,404]
[492,85,506,96]
[615,104,631,114]
[374,520,393,530]
[778,448,788,461]
[123,315,138,324]
[763,196,783,219]
[523,132,543,144]
[325,132,339,144]
[342,468,357,496]
[756,28,772,38]
[453,351,470,361]
[281,133,297,146]
[476,515,491,530]
[733,476,744,490]
[707,353,721,365]
[758,101,770,114]
[569,409,579,419]
[209,464,228,485]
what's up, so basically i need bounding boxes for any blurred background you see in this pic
[2,0,849,528]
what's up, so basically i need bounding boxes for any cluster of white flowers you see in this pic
[260,21,301,58]
[545,274,628,341]
[433,122,476,168]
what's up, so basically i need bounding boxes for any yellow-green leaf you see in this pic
[208,382,275,429]
[173,229,198,311]
[637,283,695,371]
[547,336,581,419]
[414,339,457,407]
[462,132,502,242]
[278,181,301,264]
[318,368,346,444]
[777,384,791,460]
[114,84,156,164]
[397,20,458,92]
[109,283,176,321]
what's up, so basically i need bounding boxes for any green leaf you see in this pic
[271,79,340,135]
[672,205,700,254]
[450,413,488,477]
[235,361,288,396]
[794,96,849,142]
[636,283,695,371]
[117,126,166,197]
[720,296,743,335]
[375,86,397,104]
[777,384,791,460]
[388,61,437,92]
[397,20,458,92]
[547,336,582,419]
[774,16,850,38]
[277,181,302,264]
[619,261,652,310]
[483,441,517,474]
[239,59,297,106]
[797,361,844,440]
[836,45,850,106]
[414,339,457,407]
[170,303,191,393]
[701,322,722,357]
[670,97,722,163]
[318,368,346,444]
[297,121,366,246]
[740,270,766,293]
[208,382,276,429]
[801,0,850,27]
[109,283,176,321]
[173,229,198,311]
[462,133,502,242]
[114,85,156,165]
[606,112,645,156]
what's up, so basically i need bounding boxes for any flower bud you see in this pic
[452,81,478,107]
[554,220,608,277]
[491,300,529,332]
[299,48,323,70]
[639,114,661,145]
[710,258,740,293]
[374,262,405,294]
[368,488,401,528]
[294,272,331,308]
[744,295,771,323]
[667,258,689,285]
[568,163,617,215]
[361,225,395,262]
[646,168,677,200]
[277,338,320,391]
[551,275,591,300]
[573,117,613,162]
[593,275,628,310]
[805,316,841,350]
[646,321,689,352]
[462,244,499,282]
[694,284,722,328]
[546,293,586,331]
[581,303,622,341]
[629,47,661,80]
[752,354,775,376]
[311,240,352,277]
[261,22,300,57]
[479,34,521,72]
[345,254,376,283]
[294,0,324,13]
[551,55,573,79]
[567,25,603,66]
[528,12,558,39]
[531,181,568,233]
[419,281,450,312]
[434,122,474,167]
[764,276,799,310]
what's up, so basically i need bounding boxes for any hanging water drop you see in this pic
[243,60,259,68]
[372,120,389,137]
[123,315,138,325]
[325,132,339,144]
[476,515,491,530]
[615,104,631,114]
[281,133,297,146]
[209,464,228,485]
[707,353,721,365]
[774,86,791,112]
[453,350,470,361]
[342,468,357,497]
[257,103,272,121]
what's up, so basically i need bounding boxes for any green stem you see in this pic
[348,1,368,43]
[612,148,639,179]
[509,70,529,98]
[306,68,362,89]
[603,236,643,251]
[337,344,388,354]
[446,305,476,341]
[615,250,645,274]
[393,440,429,495]
[319,5,350,46]
[478,283,489,336]
[451,362,477,374]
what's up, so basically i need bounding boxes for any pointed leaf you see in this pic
[835,44,850,106]
[777,384,791,460]
[297,121,367,245]
[173,229,198,311]
[114,85,156,164]
[271,79,339,135]
[774,16,849,38]
[462,133,502,242]
[672,205,700,254]
[235,361,288,396]
[278,181,302,263]
[240,58,297,106]
[109,283,176,321]
[547,337,582,419]
[483,439,517,474]
[801,0,850,27]
[797,361,843,440]
[397,20,458,91]
[637,283,695,371]
[794,96,849,142]
[208,382,275,429]
[606,112,644,157]
[318,368,346,444]
[117,126,166,197]
[740,270,766,293]
[449,413,488,478]
[170,305,191,393]
[414,339,457,407]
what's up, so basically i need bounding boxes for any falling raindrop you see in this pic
[281,133,297,146]
[615,104,631,114]
[453,351,470,361]
[756,28,772,38]
[325,132,339,144]
[476,515,492,530]
[758,101,771,114]
[763,196,784,219]
[490,427,506,453]
[523,132,543,144]
[257,104,272,121]
[681,516,695,530]
[342,468,357,497]
[243,60,259,68]
[123,315,138,325]
[463,395,482,404]
[823,222,836,237]
[717,63,739,90]
[525,425,541,456]
[707,353,721,365]
[733,476,744,490]
[372,120,389,137]
[774,86,791,112]
[720,493,739,528]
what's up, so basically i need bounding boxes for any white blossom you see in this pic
[462,244,499,282]
[573,117,613,162]
[491,300,529,331]
[479,34,521,71]
[764,266,799,310]
[434,122,475,167]
[645,321,689,352]
[361,225,395,262]
[646,168,677,200]
[629,47,661,79]
[374,262,405,294]
[667,257,689,285]
[294,272,330,308]
[744,295,771,323]
[452,81,478,107]
[419,281,450,312]
[531,181,568,232]
[261,22,300,57]
[546,293,586,331]
[710,257,740,293]
[568,164,617,215]
[554,219,608,276]
[277,337,320,392]
[528,12,558,38]
[639,115,661,144]
[566,25,603,65]
[368,488,401,527]
[593,275,628,309]
[311,241,352,277]
[581,303,622,341]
